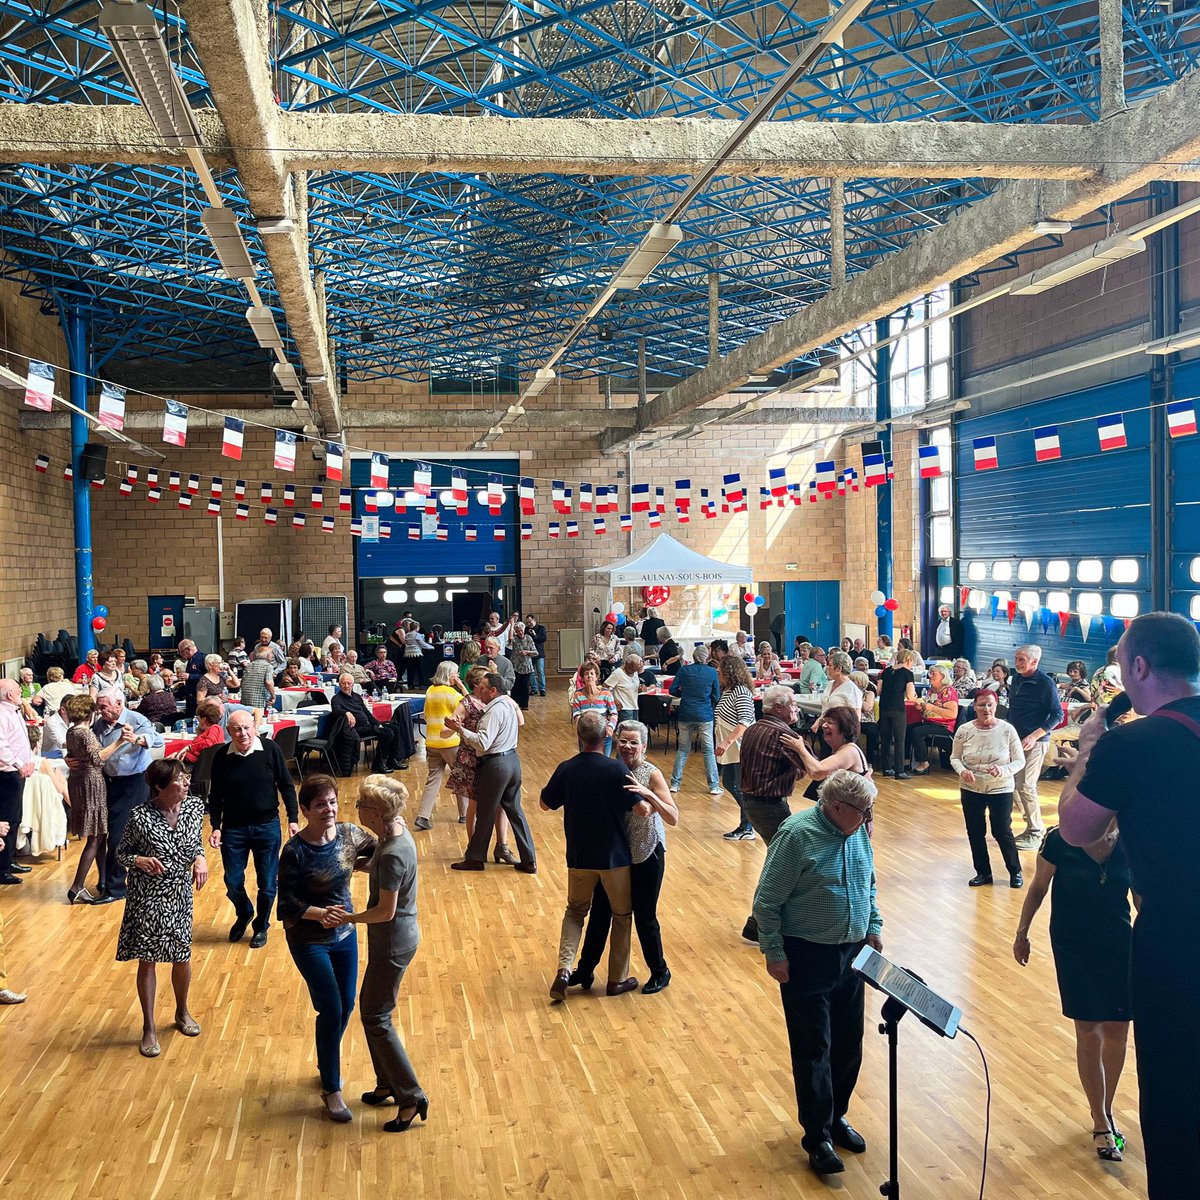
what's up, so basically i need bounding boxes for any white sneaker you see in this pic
[0,988,27,1005]
[1014,832,1043,851]
[669,784,680,793]
[708,787,723,796]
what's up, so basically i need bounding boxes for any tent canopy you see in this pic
[584,533,754,588]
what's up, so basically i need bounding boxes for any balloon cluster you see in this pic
[870,590,900,618]
[91,603,109,632]
[744,588,766,616]
[604,601,627,628]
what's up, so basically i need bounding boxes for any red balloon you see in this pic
[884,598,899,612]
[641,584,670,608]
[604,613,617,625]
[92,616,107,631]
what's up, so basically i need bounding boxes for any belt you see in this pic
[742,794,788,805]
[478,749,517,760]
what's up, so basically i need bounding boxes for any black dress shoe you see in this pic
[450,859,485,871]
[832,1117,866,1153]
[90,892,118,905]
[968,874,993,887]
[229,916,251,942]
[0,874,22,885]
[642,970,671,995]
[9,863,31,873]
[549,970,570,1003]
[1010,873,1024,889]
[807,1140,845,1175]
[567,968,594,991]
[605,977,638,996]
[514,862,537,874]
[250,929,268,948]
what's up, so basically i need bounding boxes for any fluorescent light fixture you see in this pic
[246,305,283,351]
[487,425,504,437]
[98,3,202,150]
[505,404,526,418]
[1146,327,1200,355]
[612,222,684,290]
[1009,234,1143,296]
[273,362,301,392]
[200,206,256,280]
[257,217,296,236]
[522,367,556,398]
[1032,220,1073,236]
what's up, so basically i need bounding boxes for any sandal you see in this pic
[1093,1130,1123,1162]
[1106,1113,1127,1153]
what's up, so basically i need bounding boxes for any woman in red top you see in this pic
[909,664,960,775]
[175,700,226,766]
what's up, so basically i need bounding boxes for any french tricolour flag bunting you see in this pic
[311,486,323,508]
[648,510,662,528]
[292,511,306,528]
[119,476,134,497]
[918,444,943,479]
[723,473,745,511]
[222,417,245,460]
[381,523,393,540]
[519,478,535,515]
[631,482,650,512]
[146,468,158,487]
[97,382,126,431]
[549,522,561,539]
[187,473,200,494]
[593,517,606,535]
[413,463,432,496]
[163,399,188,446]
[675,479,691,510]
[886,459,895,482]
[350,518,363,536]
[235,503,249,521]
[769,466,787,499]
[364,491,377,513]
[1097,413,1127,451]
[1168,399,1198,438]
[433,526,445,542]
[264,508,278,525]
[1034,424,1061,462]
[863,452,886,487]
[261,482,273,504]
[567,521,579,538]
[325,442,344,481]
[760,486,772,510]
[620,513,633,531]
[322,515,335,533]
[34,454,49,473]
[487,475,503,516]
[23,360,54,411]
[274,430,296,471]
[168,471,181,491]
[676,506,689,524]
[370,452,388,489]
[234,480,245,501]
[973,436,999,471]
[655,486,665,513]
[284,484,296,507]
[147,486,160,503]
[494,526,507,541]
[702,489,716,519]
[815,460,837,493]
[552,481,568,513]
[521,523,532,541]
[453,470,469,514]
[465,526,477,541]
[409,525,421,541]
[178,492,192,509]
[579,483,593,512]
[211,477,223,498]
[207,498,221,515]
[339,488,351,512]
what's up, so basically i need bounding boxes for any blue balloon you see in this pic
[874,604,888,618]
[615,613,626,627]
[94,604,109,618]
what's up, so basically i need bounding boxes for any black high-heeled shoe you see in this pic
[361,1087,396,1107]
[384,1096,429,1133]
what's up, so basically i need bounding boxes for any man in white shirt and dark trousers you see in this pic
[446,673,537,873]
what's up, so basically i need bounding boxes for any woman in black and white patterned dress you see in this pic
[115,758,208,1058]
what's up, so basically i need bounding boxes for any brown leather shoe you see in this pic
[450,859,485,872]
[549,970,570,1002]
[514,862,537,874]
[605,977,639,996]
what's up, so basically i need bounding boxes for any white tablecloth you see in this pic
[19,769,68,856]
[280,686,334,712]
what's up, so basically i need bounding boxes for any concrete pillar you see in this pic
[708,271,719,360]
[830,180,847,287]
[1099,0,1126,118]
[638,337,647,408]
[875,316,893,640]
[65,310,95,653]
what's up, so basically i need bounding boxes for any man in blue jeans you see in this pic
[208,710,299,948]
[669,645,721,794]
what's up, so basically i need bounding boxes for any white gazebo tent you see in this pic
[582,533,754,649]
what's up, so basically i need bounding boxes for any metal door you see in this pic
[784,581,841,651]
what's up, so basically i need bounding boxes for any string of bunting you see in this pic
[956,585,1135,642]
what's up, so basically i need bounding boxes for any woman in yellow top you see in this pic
[413,661,469,830]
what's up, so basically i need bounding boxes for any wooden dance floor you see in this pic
[0,692,1145,1199]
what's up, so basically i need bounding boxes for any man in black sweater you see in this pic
[208,710,298,948]
[1007,644,1064,852]
[330,673,402,774]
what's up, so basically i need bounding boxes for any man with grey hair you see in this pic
[0,680,33,884]
[668,643,720,794]
[754,769,883,1176]
[90,689,163,900]
[542,710,646,1002]
[238,644,277,718]
[606,653,645,727]
[1007,644,1064,851]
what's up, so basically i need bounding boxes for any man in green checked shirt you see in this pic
[753,769,884,1177]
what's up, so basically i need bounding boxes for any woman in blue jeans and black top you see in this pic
[715,654,757,839]
[277,774,376,1123]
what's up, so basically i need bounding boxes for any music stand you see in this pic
[852,946,962,1199]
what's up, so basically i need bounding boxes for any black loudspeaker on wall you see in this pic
[79,442,108,481]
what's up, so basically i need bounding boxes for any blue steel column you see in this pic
[875,317,894,639]
[66,310,95,654]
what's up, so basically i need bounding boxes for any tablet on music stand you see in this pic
[852,946,962,1038]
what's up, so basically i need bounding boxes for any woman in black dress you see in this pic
[1013,822,1133,1163]
[115,759,208,1057]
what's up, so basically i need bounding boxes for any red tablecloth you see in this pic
[163,735,193,756]
[371,702,392,721]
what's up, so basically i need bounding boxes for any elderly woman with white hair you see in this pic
[569,719,679,995]
[138,672,180,727]
[508,621,537,710]
[811,650,862,734]
[756,642,785,683]
[195,654,238,703]
[907,663,960,775]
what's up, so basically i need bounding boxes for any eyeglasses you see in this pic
[836,799,873,823]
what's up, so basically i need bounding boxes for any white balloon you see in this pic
[612,602,625,614]
[870,589,886,605]
[745,603,759,616]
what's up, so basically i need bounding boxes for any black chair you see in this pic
[299,714,345,777]
[638,693,676,750]
[270,723,302,778]
[189,742,224,808]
